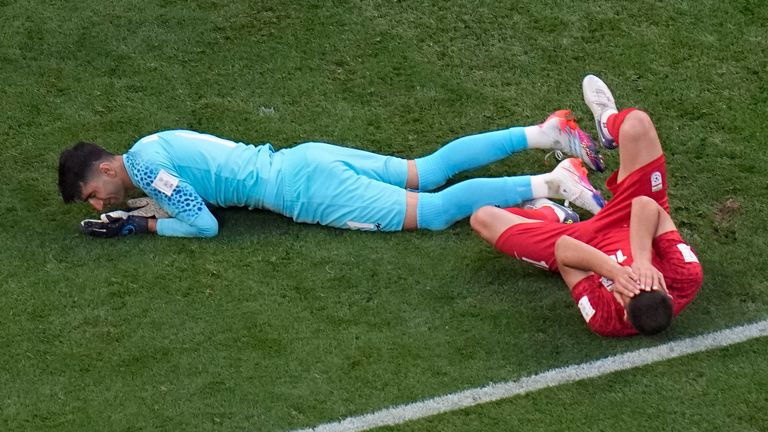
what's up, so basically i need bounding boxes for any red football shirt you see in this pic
[571,230,703,337]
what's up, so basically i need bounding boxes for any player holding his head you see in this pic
[58,109,606,238]
[471,75,703,337]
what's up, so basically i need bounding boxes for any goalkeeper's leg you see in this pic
[410,114,603,191]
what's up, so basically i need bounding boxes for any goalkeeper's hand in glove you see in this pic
[80,215,150,238]
[97,197,170,221]
[124,197,170,219]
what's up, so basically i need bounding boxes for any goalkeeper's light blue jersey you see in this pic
[124,130,285,237]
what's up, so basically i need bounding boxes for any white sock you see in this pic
[529,173,553,198]
[524,125,557,150]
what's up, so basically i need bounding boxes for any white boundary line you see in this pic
[292,319,768,432]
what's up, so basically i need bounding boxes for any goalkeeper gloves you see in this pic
[97,197,170,221]
[118,197,170,219]
[80,215,150,238]
[79,197,168,238]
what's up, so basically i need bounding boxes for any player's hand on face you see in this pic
[610,266,642,298]
[630,261,666,293]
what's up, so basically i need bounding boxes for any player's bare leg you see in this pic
[403,161,418,230]
[470,206,541,245]
[614,110,663,182]
[582,75,664,182]
[403,191,419,230]
[405,160,419,189]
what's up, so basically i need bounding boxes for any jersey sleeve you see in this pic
[653,230,703,312]
[124,153,219,238]
[570,275,638,337]
[156,210,218,238]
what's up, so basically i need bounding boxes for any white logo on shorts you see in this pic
[651,171,663,192]
[346,221,378,231]
[521,256,549,270]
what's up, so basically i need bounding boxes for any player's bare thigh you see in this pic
[617,110,664,182]
[470,205,542,245]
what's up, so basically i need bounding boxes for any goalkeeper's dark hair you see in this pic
[58,142,115,203]
[627,290,674,336]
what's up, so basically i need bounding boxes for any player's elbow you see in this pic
[192,212,219,238]
[197,227,218,238]
[197,221,219,238]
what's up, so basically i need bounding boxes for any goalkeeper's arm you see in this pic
[80,206,217,238]
[80,192,219,238]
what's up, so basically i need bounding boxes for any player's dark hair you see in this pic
[58,142,114,203]
[627,290,674,336]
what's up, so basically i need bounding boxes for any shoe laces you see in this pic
[591,88,615,110]
[544,150,565,165]
[547,130,582,162]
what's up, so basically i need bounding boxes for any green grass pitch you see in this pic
[1,1,766,431]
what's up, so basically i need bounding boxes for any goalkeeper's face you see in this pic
[81,174,126,211]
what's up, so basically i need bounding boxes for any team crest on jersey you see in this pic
[650,171,663,192]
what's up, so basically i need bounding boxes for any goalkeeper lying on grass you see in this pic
[58,109,607,238]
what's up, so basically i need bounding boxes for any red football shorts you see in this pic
[495,155,669,271]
